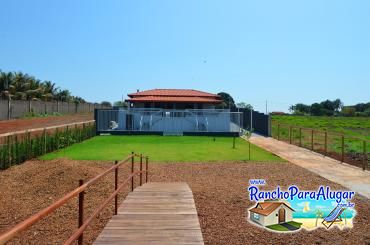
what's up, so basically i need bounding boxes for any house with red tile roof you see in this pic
[126,89,222,109]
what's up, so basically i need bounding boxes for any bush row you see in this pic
[0,123,95,170]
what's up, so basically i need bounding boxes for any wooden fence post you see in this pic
[131,152,134,191]
[341,135,344,163]
[114,160,118,215]
[140,154,143,186]
[277,124,280,140]
[311,130,314,151]
[289,126,292,144]
[299,128,302,147]
[146,157,149,183]
[363,141,366,171]
[324,131,327,156]
[78,179,84,245]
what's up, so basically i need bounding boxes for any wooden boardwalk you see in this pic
[94,182,204,245]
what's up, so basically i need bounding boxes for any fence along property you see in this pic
[0,99,108,120]
[0,153,149,244]
[0,121,96,170]
[272,123,369,170]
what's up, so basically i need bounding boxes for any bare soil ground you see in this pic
[0,160,369,244]
[0,114,93,135]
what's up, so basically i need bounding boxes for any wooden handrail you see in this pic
[0,153,149,244]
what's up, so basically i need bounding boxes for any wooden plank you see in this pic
[94,182,204,245]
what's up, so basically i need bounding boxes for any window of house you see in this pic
[253,213,260,220]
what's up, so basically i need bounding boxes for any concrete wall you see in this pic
[0,99,109,120]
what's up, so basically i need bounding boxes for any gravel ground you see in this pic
[0,160,369,244]
[0,113,93,135]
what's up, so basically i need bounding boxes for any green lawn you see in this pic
[266,221,302,232]
[41,136,282,162]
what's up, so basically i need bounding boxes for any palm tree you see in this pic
[0,70,91,104]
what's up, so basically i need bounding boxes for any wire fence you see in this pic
[271,123,369,170]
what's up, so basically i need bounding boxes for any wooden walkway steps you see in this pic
[94,182,204,245]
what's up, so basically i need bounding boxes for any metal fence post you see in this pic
[341,135,344,163]
[277,124,280,140]
[289,126,292,144]
[233,136,236,149]
[131,152,134,191]
[78,179,84,245]
[146,157,149,183]
[114,160,118,215]
[299,128,302,147]
[140,154,143,186]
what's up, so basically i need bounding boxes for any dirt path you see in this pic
[248,135,370,199]
[0,160,369,244]
[0,113,93,134]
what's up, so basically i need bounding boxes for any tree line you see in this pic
[289,99,370,117]
[0,70,86,103]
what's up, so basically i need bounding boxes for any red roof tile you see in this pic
[126,96,222,104]
[128,89,220,98]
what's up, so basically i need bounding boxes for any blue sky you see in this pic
[1,0,369,112]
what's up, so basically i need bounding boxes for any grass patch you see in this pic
[266,224,290,231]
[266,221,302,232]
[287,221,302,228]
[41,136,282,162]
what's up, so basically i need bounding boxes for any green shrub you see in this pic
[0,123,95,170]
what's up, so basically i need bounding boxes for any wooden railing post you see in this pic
[289,126,292,144]
[114,160,118,215]
[140,154,143,186]
[78,179,84,245]
[341,135,344,163]
[131,152,134,191]
[299,128,302,147]
[363,141,366,171]
[311,129,314,151]
[146,156,149,183]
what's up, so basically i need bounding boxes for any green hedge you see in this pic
[0,123,95,170]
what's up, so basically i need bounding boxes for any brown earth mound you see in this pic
[0,160,369,244]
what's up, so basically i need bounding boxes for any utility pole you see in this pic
[265,100,268,115]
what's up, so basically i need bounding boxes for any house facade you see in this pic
[95,88,243,136]
[126,89,222,109]
[249,201,294,226]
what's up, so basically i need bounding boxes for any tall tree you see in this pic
[217,92,236,109]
